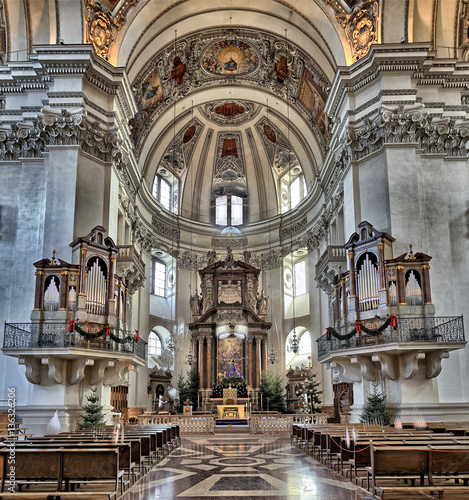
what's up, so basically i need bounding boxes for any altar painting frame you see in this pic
[217,335,244,380]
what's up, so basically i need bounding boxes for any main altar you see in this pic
[188,245,271,405]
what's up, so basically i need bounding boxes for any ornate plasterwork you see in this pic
[280,217,308,240]
[0,108,120,162]
[158,118,203,179]
[460,0,469,58]
[212,236,247,249]
[151,215,180,242]
[382,104,469,156]
[212,131,247,197]
[347,116,385,161]
[85,0,139,60]
[255,117,300,176]
[251,249,283,271]
[200,100,259,126]
[129,27,329,149]
[325,0,379,61]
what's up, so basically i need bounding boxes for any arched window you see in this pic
[148,331,163,356]
[152,174,172,210]
[215,195,244,226]
[294,260,307,296]
[152,259,166,297]
[285,328,312,368]
[280,168,307,214]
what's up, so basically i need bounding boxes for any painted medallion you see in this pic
[202,39,259,75]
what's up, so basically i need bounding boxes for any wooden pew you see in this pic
[12,441,134,487]
[59,447,122,497]
[0,447,123,499]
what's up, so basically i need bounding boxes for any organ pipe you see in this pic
[405,270,422,306]
[86,260,107,315]
[357,254,379,312]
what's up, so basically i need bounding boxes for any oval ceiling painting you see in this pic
[202,39,259,75]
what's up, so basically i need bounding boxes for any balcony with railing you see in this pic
[317,316,465,383]
[3,322,146,361]
[2,322,147,386]
[318,316,464,359]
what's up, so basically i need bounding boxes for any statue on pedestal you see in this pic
[190,290,202,315]
[257,289,270,315]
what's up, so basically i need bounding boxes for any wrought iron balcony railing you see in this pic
[3,322,146,361]
[317,316,465,359]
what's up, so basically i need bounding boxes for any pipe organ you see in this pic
[85,258,108,316]
[357,253,379,312]
[32,226,132,329]
[332,221,434,326]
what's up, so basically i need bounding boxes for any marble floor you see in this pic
[122,434,370,500]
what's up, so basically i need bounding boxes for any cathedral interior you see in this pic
[1,0,469,441]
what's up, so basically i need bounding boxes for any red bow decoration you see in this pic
[326,327,330,339]
[390,315,396,328]
[105,326,111,337]
[134,330,139,342]
[68,319,76,332]
[355,322,361,334]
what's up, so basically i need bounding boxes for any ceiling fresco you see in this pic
[128,28,331,151]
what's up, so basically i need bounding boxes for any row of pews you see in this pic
[292,422,469,499]
[0,423,179,499]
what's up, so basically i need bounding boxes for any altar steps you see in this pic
[215,418,250,433]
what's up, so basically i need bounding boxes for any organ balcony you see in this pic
[1,227,147,387]
[318,222,466,383]
[2,322,146,385]
[316,315,466,382]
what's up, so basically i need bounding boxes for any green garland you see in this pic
[73,322,136,344]
[327,316,397,341]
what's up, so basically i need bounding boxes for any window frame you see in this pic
[152,259,166,297]
[152,174,173,212]
[148,331,163,356]
[213,194,245,227]
[294,259,307,296]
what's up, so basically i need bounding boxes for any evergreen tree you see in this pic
[360,383,393,425]
[78,387,106,429]
[187,369,200,410]
[295,369,322,414]
[259,371,287,413]
[177,369,200,412]
[177,372,189,413]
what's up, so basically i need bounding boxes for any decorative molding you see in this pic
[151,215,180,242]
[371,352,397,380]
[403,351,425,379]
[84,0,139,60]
[159,118,203,179]
[425,350,449,379]
[280,217,308,239]
[18,357,41,385]
[200,100,259,126]
[212,236,247,249]
[324,0,379,61]
[103,360,135,386]
[90,359,115,385]
[329,359,361,383]
[41,356,63,384]
[69,358,94,385]
[129,26,330,150]
[350,355,376,381]
[255,117,300,176]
